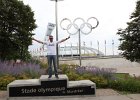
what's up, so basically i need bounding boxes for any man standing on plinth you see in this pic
[32,35,70,78]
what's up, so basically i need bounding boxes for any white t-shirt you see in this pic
[44,41,59,55]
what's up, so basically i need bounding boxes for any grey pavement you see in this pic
[0,88,140,100]
[1,94,140,100]
[60,58,140,76]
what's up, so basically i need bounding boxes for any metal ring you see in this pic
[87,17,99,29]
[80,22,92,35]
[60,17,99,35]
[60,18,72,30]
[67,24,79,35]
[73,17,85,29]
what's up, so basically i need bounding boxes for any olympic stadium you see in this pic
[59,46,104,56]
[36,45,104,57]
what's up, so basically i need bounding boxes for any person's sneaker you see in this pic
[48,75,52,78]
[55,75,59,78]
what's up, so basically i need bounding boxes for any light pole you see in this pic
[50,0,63,68]
[112,40,114,56]
[97,40,100,56]
[105,40,106,56]
[60,17,99,66]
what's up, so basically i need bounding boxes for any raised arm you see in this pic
[58,36,70,44]
[32,38,44,44]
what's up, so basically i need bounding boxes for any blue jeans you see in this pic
[47,55,58,76]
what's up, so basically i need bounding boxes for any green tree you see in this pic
[117,0,140,62]
[0,0,37,61]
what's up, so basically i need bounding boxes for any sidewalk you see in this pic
[0,89,140,100]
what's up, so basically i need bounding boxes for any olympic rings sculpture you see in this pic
[60,17,99,35]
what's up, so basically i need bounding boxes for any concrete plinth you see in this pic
[7,75,96,99]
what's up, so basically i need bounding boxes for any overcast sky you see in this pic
[22,0,137,55]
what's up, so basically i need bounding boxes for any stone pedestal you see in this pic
[7,75,96,99]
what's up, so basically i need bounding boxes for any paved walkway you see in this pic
[2,94,140,100]
[60,58,140,76]
[0,89,140,100]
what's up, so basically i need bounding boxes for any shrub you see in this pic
[66,72,80,81]
[60,64,70,73]
[0,60,44,77]
[16,74,31,79]
[90,76,108,88]
[60,64,78,74]
[109,78,140,93]
[39,61,48,69]
[0,75,16,90]
[66,71,108,88]
[75,66,116,80]
[60,64,115,88]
